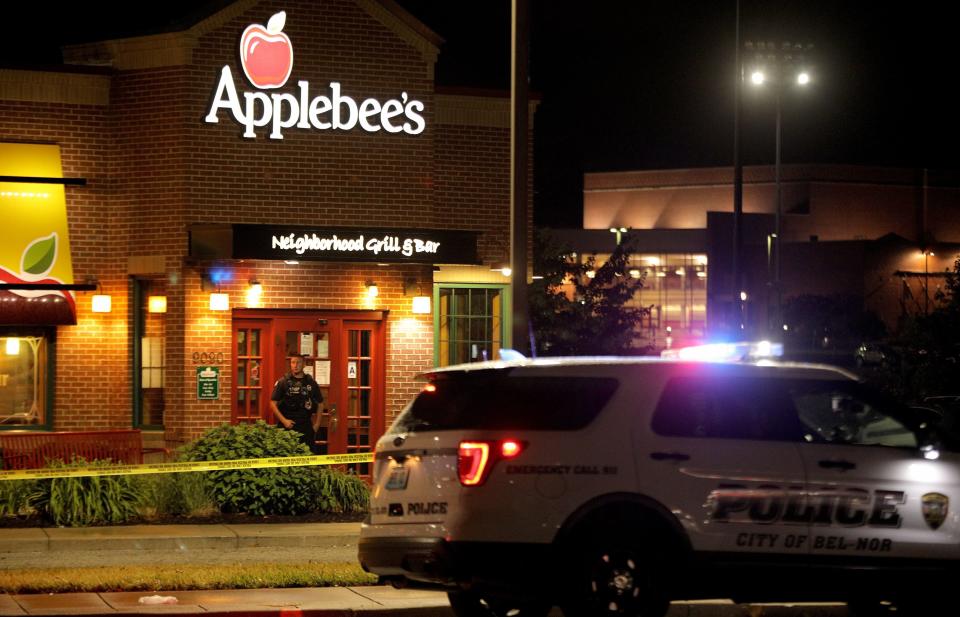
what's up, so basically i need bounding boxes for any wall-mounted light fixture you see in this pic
[210,286,229,311]
[91,294,112,313]
[404,277,431,314]
[148,295,167,313]
[91,282,111,313]
[5,337,20,356]
[246,279,263,307]
[365,281,379,298]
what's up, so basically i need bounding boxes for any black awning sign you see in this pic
[272,232,439,257]
[231,225,479,264]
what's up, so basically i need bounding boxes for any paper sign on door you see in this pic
[299,333,314,356]
[347,361,357,379]
[315,360,331,385]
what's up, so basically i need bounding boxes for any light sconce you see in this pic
[412,295,431,314]
[91,282,111,313]
[403,277,431,314]
[148,295,167,313]
[91,293,112,313]
[5,337,20,356]
[246,279,263,307]
[489,262,512,277]
[210,287,229,311]
[365,281,379,298]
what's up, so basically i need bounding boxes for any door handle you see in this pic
[818,459,856,471]
[328,403,338,432]
[650,451,691,462]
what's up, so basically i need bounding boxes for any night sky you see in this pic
[2,1,956,228]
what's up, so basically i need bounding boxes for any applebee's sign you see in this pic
[204,11,425,139]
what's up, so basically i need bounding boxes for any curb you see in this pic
[0,523,361,553]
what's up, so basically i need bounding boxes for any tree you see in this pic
[528,229,649,356]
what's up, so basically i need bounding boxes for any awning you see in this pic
[0,143,78,325]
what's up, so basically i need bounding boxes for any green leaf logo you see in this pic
[21,232,58,277]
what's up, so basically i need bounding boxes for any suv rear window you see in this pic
[389,372,619,433]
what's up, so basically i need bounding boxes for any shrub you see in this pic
[179,421,318,516]
[141,472,217,519]
[28,458,146,527]
[315,469,369,513]
[0,479,35,517]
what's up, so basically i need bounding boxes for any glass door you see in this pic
[233,320,270,424]
[343,321,383,476]
[273,317,343,455]
[234,310,385,478]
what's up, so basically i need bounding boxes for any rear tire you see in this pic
[447,590,551,617]
[561,526,672,617]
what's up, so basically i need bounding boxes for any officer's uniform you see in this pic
[271,371,323,453]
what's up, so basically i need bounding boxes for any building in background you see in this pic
[0,0,535,473]
[552,164,960,349]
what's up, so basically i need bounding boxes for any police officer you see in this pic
[270,354,323,454]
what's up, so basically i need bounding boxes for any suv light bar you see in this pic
[661,341,783,362]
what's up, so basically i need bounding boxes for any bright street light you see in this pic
[751,70,766,85]
[797,71,810,85]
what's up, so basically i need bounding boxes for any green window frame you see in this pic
[433,284,511,367]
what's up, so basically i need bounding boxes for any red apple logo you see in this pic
[240,11,293,89]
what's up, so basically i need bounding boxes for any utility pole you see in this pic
[510,0,530,354]
[732,0,744,334]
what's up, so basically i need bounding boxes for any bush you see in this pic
[142,472,217,519]
[0,478,35,517]
[315,469,369,513]
[28,458,146,527]
[179,421,319,516]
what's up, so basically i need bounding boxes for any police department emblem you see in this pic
[922,492,949,530]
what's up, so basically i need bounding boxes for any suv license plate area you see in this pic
[386,466,409,490]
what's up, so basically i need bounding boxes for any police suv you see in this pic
[358,343,959,617]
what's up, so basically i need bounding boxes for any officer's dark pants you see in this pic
[286,419,318,455]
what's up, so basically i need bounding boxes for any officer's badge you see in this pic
[922,492,949,530]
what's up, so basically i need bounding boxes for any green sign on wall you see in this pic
[197,366,220,400]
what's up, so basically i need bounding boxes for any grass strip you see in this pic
[0,561,378,594]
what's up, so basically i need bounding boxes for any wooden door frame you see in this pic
[231,309,388,446]
[231,317,273,424]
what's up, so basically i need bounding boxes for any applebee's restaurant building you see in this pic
[0,0,534,472]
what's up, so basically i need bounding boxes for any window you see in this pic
[652,372,806,442]
[0,331,53,429]
[435,285,508,366]
[789,381,918,448]
[390,374,618,433]
[133,279,166,428]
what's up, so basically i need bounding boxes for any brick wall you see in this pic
[1,0,528,445]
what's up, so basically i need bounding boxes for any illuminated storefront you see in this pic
[0,1,533,464]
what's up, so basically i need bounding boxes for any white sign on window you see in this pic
[347,361,357,379]
[314,360,331,385]
[299,333,314,356]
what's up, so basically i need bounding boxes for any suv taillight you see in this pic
[458,439,525,486]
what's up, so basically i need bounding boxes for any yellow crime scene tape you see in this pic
[0,452,375,482]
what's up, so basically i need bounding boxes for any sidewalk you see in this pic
[0,523,849,616]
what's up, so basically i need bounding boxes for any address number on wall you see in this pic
[192,351,225,365]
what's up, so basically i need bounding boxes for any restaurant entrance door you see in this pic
[232,310,385,476]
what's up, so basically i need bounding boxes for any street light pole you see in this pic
[774,86,782,334]
[745,41,812,336]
